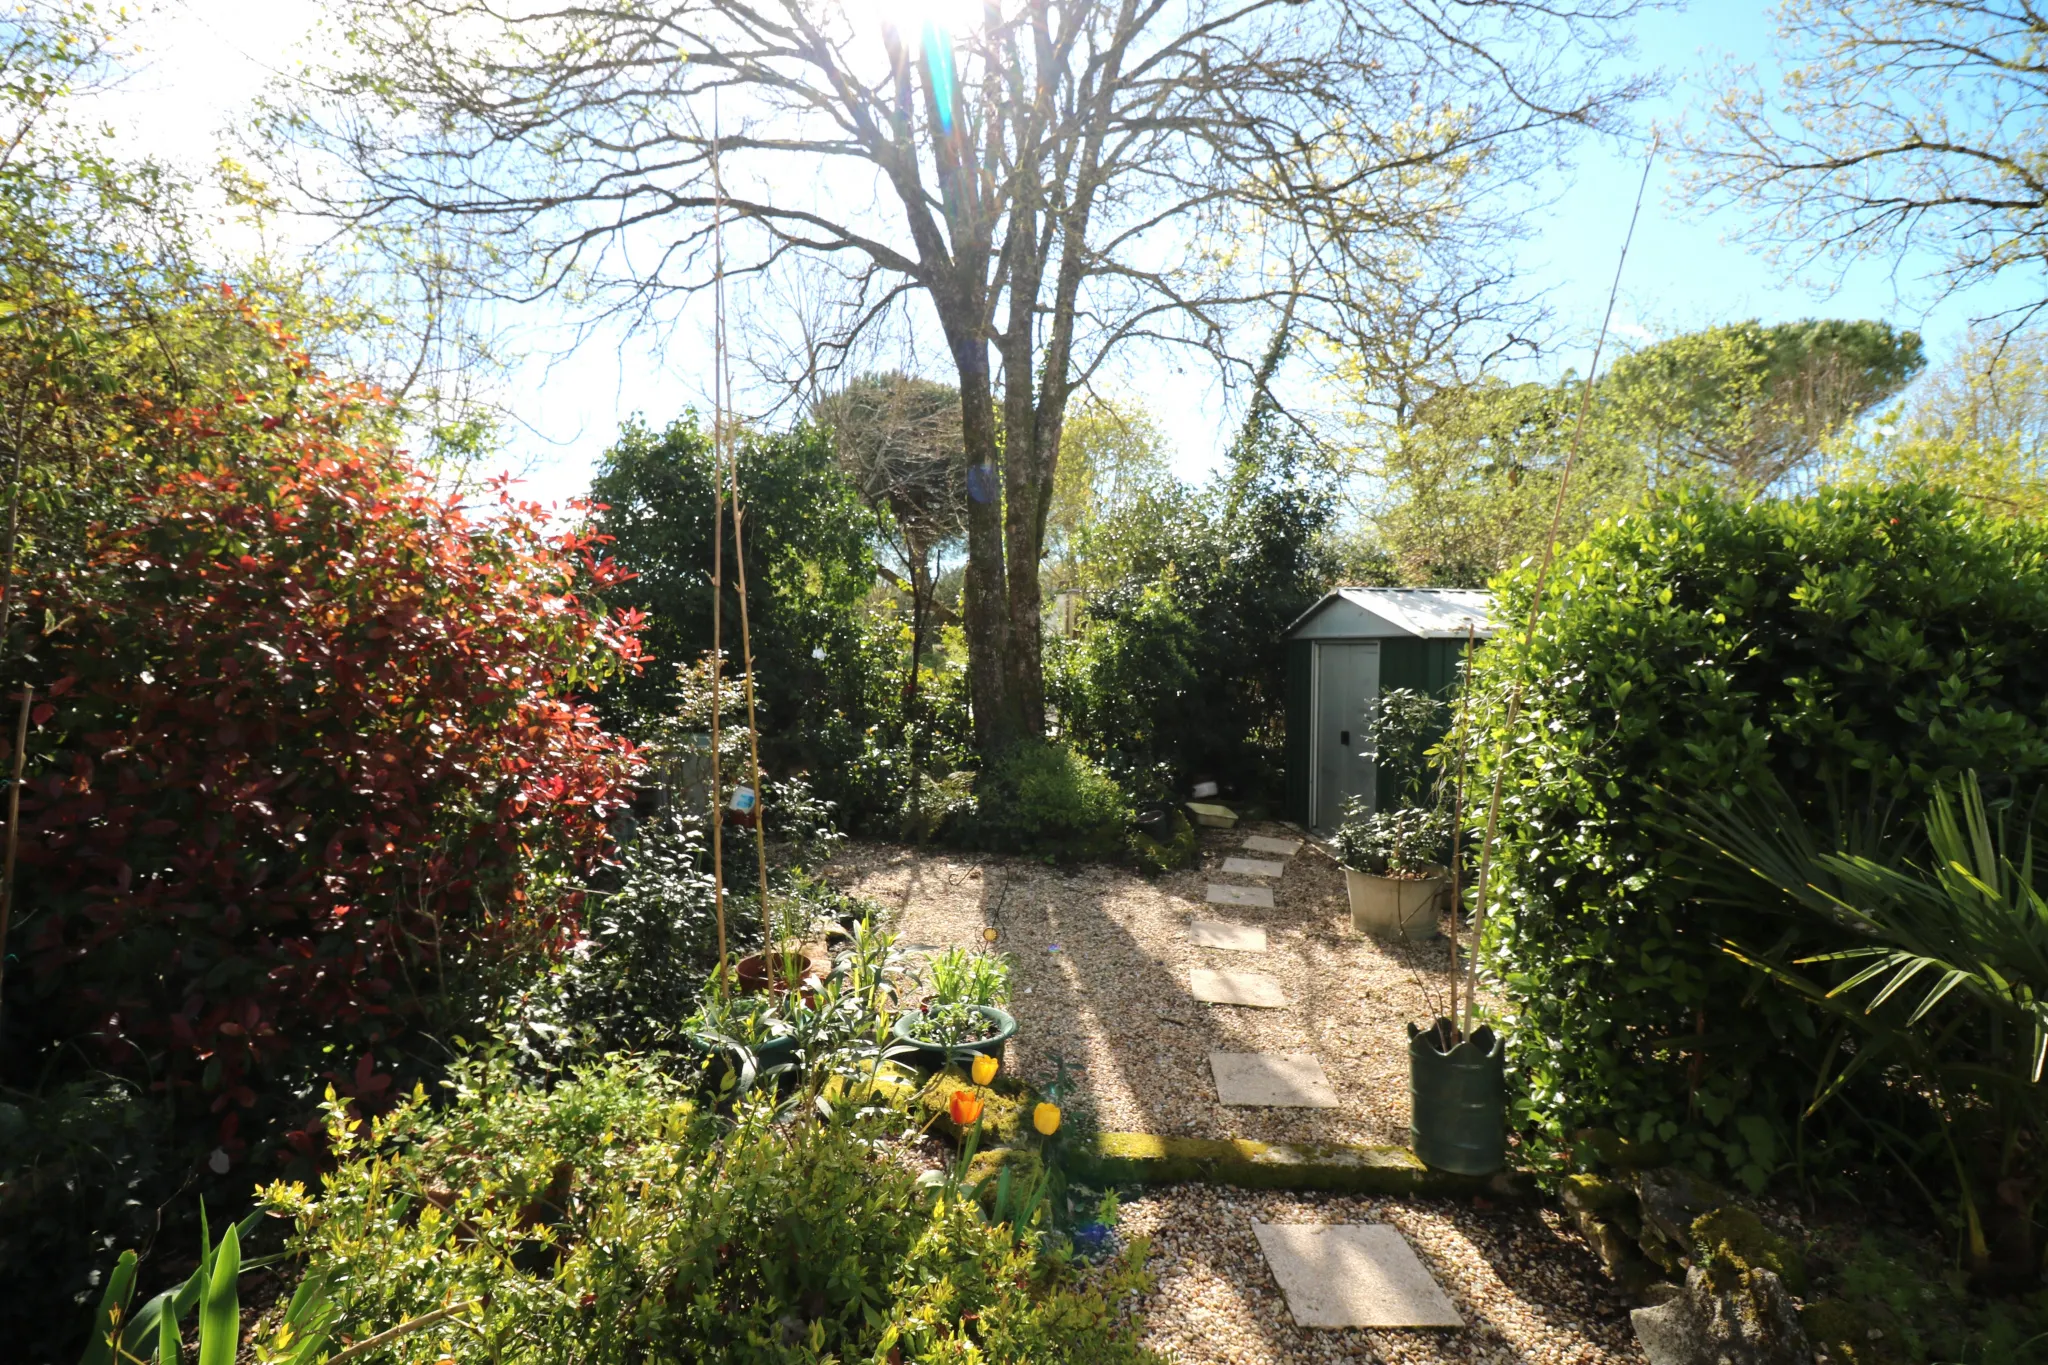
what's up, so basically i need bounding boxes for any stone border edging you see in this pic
[1073,1131,1533,1198]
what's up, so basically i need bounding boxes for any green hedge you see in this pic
[1470,484,2048,1187]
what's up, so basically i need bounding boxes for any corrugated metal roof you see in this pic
[1285,587,1493,639]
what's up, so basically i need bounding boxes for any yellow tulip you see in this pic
[970,1054,999,1086]
[1033,1102,1062,1136]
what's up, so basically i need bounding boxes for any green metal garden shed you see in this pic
[1283,588,1492,830]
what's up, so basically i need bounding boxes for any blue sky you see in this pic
[100,2,2034,504]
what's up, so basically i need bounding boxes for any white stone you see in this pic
[1205,883,1274,909]
[1221,856,1287,878]
[1244,835,1302,856]
[1253,1222,1464,1328]
[1209,1052,1339,1107]
[1188,918,1267,952]
[1191,968,1287,1007]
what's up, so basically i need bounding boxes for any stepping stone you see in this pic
[1252,1222,1464,1328]
[1188,918,1267,952]
[1209,1052,1339,1107]
[1187,801,1239,828]
[1221,856,1286,878]
[1244,835,1302,856]
[1191,969,1287,1008]
[1206,883,1274,909]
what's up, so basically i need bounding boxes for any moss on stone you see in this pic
[966,1145,1047,1214]
[1562,1173,1634,1216]
[1693,1206,1808,1297]
[1067,1131,1515,1195]
[1801,1298,1905,1365]
[919,1067,1033,1145]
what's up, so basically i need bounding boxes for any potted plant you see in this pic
[1333,686,1459,941]
[1335,804,1452,940]
[889,946,1017,1071]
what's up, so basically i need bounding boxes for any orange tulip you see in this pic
[970,1054,999,1086]
[948,1088,984,1126]
[1033,1102,1062,1136]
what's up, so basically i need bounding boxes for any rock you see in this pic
[1631,1264,1812,1365]
[1636,1166,1726,1251]
[1561,1175,1661,1294]
[1695,1206,1809,1296]
[1574,1126,1673,1171]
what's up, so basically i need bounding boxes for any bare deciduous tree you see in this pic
[263,0,1650,756]
[1687,1,2048,330]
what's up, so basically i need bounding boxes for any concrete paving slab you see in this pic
[1244,835,1302,856]
[1221,856,1287,878]
[1252,1222,1464,1328]
[1205,883,1274,909]
[1209,1052,1340,1107]
[1188,918,1268,952]
[1191,969,1286,1007]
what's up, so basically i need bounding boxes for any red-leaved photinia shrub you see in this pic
[7,311,644,1151]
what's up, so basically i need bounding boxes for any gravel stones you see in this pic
[1252,1222,1464,1328]
[1210,1052,1340,1107]
[1122,1189,1643,1365]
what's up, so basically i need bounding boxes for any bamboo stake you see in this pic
[730,469,776,983]
[1461,145,1655,1038]
[1446,625,1476,1032]
[0,685,30,1016]
[707,93,730,983]
[707,93,775,985]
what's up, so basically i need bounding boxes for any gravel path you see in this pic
[827,829,1639,1364]
[1121,1188,1641,1365]
[827,821,1458,1147]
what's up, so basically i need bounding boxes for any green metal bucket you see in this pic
[1408,1019,1506,1175]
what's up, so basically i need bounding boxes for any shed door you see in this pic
[1313,641,1379,830]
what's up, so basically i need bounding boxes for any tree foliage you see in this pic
[1370,318,1924,585]
[586,416,891,779]
[1601,318,1924,491]
[1687,0,2048,328]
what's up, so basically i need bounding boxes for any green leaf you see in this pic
[78,1249,137,1365]
[196,1225,240,1365]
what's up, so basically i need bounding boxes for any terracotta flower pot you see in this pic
[734,951,818,996]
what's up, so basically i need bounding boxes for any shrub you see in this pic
[965,741,1131,861]
[269,1055,1161,1365]
[8,326,643,1156]
[1469,483,2048,1188]
[552,804,727,1053]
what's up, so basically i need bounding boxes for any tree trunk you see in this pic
[951,330,1029,758]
